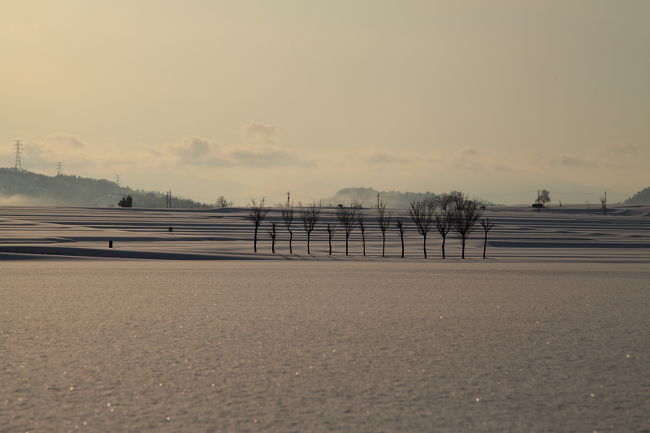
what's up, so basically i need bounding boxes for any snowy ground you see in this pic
[0,204,649,261]
[1,206,649,432]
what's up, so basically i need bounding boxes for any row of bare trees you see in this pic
[248,193,495,259]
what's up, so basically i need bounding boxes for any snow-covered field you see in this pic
[0,205,649,261]
[1,206,649,432]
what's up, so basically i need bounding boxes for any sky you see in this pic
[1,0,648,205]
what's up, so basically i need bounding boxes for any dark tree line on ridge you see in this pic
[248,192,496,259]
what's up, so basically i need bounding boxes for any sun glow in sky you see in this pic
[1,0,648,205]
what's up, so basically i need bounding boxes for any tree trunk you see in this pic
[328,232,332,255]
[272,237,275,254]
[423,234,427,259]
[441,236,446,259]
[381,233,386,257]
[307,232,311,255]
[253,225,258,253]
[361,232,366,256]
[345,234,349,256]
[400,230,405,258]
[461,235,466,259]
[482,231,487,259]
[289,231,293,254]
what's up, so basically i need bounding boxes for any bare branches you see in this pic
[449,193,484,259]
[409,199,436,258]
[434,193,454,259]
[300,202,321,255]
[357,210,367,256]
[479,217,495,259]
[281,201,295,254]
[535,189,551,211]
[376,199,392,257]
[336,201,361,255]
[248,198,269,253]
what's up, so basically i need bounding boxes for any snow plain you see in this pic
[1,205,649,432]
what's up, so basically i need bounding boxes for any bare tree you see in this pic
[535,189,551,211]
[248,198,269,253]
[479,217,495,259]
[357,210,367,256]
[434,193,455,259]
[376,199,392,257]
[215,195,232,208]
[450,194,484,259]
[600,191,607,216]
[409,199,436,259]
[281,201,295,254]
[336,201,361,255]
[326,221,336,255]
[395,219,406,258]
[300,202,320,254]
[268,222,277,254]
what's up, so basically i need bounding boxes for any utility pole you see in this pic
[56,161,63,176]
[14,140,23,172]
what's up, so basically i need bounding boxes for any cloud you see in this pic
[44,133,86,149]
[171,136,229,166]
[169,135,310,168]
[366,153,415,164]
[450,147,482,170]
[23,133,91,168]
[610,144,638,155]
[245,122,275,145]
[550,155,598,168]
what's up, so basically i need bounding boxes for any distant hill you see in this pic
[624,186,650,204]
[326,187,439,209]
[0,168,208,208]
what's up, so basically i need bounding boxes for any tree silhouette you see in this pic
[434,193,455,259]
[336,201,361,255]
[357,210,367,256]
[450,194,484,259]
[409,199,435,258]
[300,202,320,255]
[326,221,336,255]
[376,199,392,257]
[281,201,295,254]
[248,198,269,253]
[396,219,406,258]
[268,222,277,254]
[480,217,495,259]
[118,195,133,208]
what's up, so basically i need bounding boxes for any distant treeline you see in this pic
[0,168,208,208]
[625,186,650,204]
[328,187,439,209]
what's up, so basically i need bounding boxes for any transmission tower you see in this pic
[56,161,63,176]
[115,174,120,185]
[165,190,172,208]
[14,140,23,172]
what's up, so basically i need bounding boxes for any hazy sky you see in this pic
[1,0,648,205]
